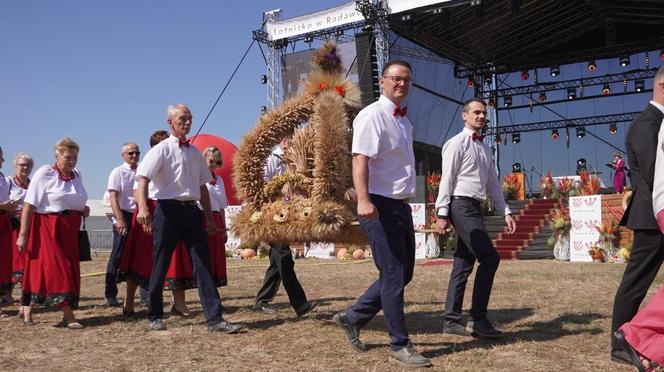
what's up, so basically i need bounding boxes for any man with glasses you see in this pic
[333,61,431,368]
[104,143,140,306]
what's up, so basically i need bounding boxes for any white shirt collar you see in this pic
[122,162,136,171]
[650,100,664,115]
[378,95,405,114]
[462,127,478,137]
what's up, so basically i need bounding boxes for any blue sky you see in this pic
[2,1,659,199]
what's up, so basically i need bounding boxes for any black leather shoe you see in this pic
[466,318,503,338]
[252,303,277,314]
[333,311,366,353]
[389,346,432,368]
[611,349,631,365]
[148,319,166,331]
[106,298,122,307]
[295,301,318,318]
[207,320,244,334]
[122,309,136,320]
[614,330,646,372]
[443,322,472,337]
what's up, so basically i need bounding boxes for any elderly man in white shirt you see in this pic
[104,142,140,306]
[333,61,431,369]
[435,98,516,339]
[135,104,242,334]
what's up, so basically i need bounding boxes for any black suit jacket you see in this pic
[620,103,664,230]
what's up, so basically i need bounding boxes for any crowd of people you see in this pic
[0,64,663,369]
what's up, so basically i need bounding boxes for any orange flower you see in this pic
[319,82,329,91]
[334,85,346,97]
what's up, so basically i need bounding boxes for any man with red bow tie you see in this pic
[333,61,431,368]
[104,142,140,306]
[435,98,516,339]
[136,103,242,333]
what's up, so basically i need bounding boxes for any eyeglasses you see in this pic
[384,75,411,85]
[16,163,32,168]
[216,161,222,166]
[126,151,140,156]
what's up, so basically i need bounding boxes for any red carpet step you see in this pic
[493,199,560,259]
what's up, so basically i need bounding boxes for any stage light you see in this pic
[260,105,267,115]
[400,14,412,21]
[567,88,576,100]
[487,96,495,107]
[495,134,501,144]
[635,79,645,92]
[512,162,522,173]
[620,55,630,67]
[539,92,547,102]
[467,77,475,87]
[274,38,288,49]
[520,71,529,80]
[334,29,344,37]
[504,95,512,107]
[512,133,521,144]
[576,126,586,138]
[550,65,560,77]
[362,24,373,32]
[260,75,267,84]
[576,158,587,174]
[588,61,597,71]
[602,84,610,95]
[660,50,664,61]
[609,123,617,134]
[551,129,559,140]
[304,34,314,44]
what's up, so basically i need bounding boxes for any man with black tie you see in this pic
[611,66,664,365]
[136,103,242,333]
[435,98,516,339]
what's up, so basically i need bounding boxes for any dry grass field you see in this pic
[2,254,662,371]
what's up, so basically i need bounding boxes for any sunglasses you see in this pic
[126,151,140,156]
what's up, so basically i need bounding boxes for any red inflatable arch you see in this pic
[188,133,240,206]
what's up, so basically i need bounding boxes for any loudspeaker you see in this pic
[354,31,380,107]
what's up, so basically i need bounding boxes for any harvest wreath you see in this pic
[231,42,368,244]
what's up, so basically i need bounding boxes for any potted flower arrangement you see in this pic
[578,170,601,196]
[550,208,571,260]
[588,245,606,262]
[595,218,620,258]
[540,171,556,199]
[552,177,577,204]
[502,173,520,200]
[425,172,441,204]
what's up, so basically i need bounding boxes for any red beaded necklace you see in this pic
[53,164,75,182]
[209,171,217,185]
[13,176,29,189]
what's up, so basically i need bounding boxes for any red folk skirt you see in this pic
[164,211,228,289]
[12,211,27,284]
[0,213,13,295]
[621,285,664,365]
[118,200,156,288]
[21,212,81,308]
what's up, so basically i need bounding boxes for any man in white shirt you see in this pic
[333,61,431,368]
[435,98,516,339]
[611,66,664,365]
[135,104,242,333]
[104,143,140,306]
[253,137,318,317]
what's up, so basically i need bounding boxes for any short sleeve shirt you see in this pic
[106,162,136,211]
[351,95,416,199]
[24,165,88,213]
[136,135,209,201]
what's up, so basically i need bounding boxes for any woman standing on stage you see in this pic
[16,138,89,328]
[201,146,228,289]
[0,147,21,318]
[612,152,626,193]
[9,152,33,317]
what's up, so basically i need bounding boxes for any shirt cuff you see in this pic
[437,206,449,217]
[504,206,512,216]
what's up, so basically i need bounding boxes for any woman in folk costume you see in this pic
[0,147,21,318]
[16,138,89,328]
[9,152,34,318]
[201,146,228,289]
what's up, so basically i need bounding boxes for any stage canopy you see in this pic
[386,0,664,75]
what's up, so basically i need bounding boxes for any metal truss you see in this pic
[485,68,658,98]
[356,0,390,74]
[484,112,640,135]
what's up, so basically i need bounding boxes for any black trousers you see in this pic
[346,194,415,350]
[148,201,222,324]
[444,198,500,324]
[105,210,134,300]
[611,229,664,351]
[254,243,307,312]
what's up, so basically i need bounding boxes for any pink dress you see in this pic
[613,158,626,193]
[620,285,664,365]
